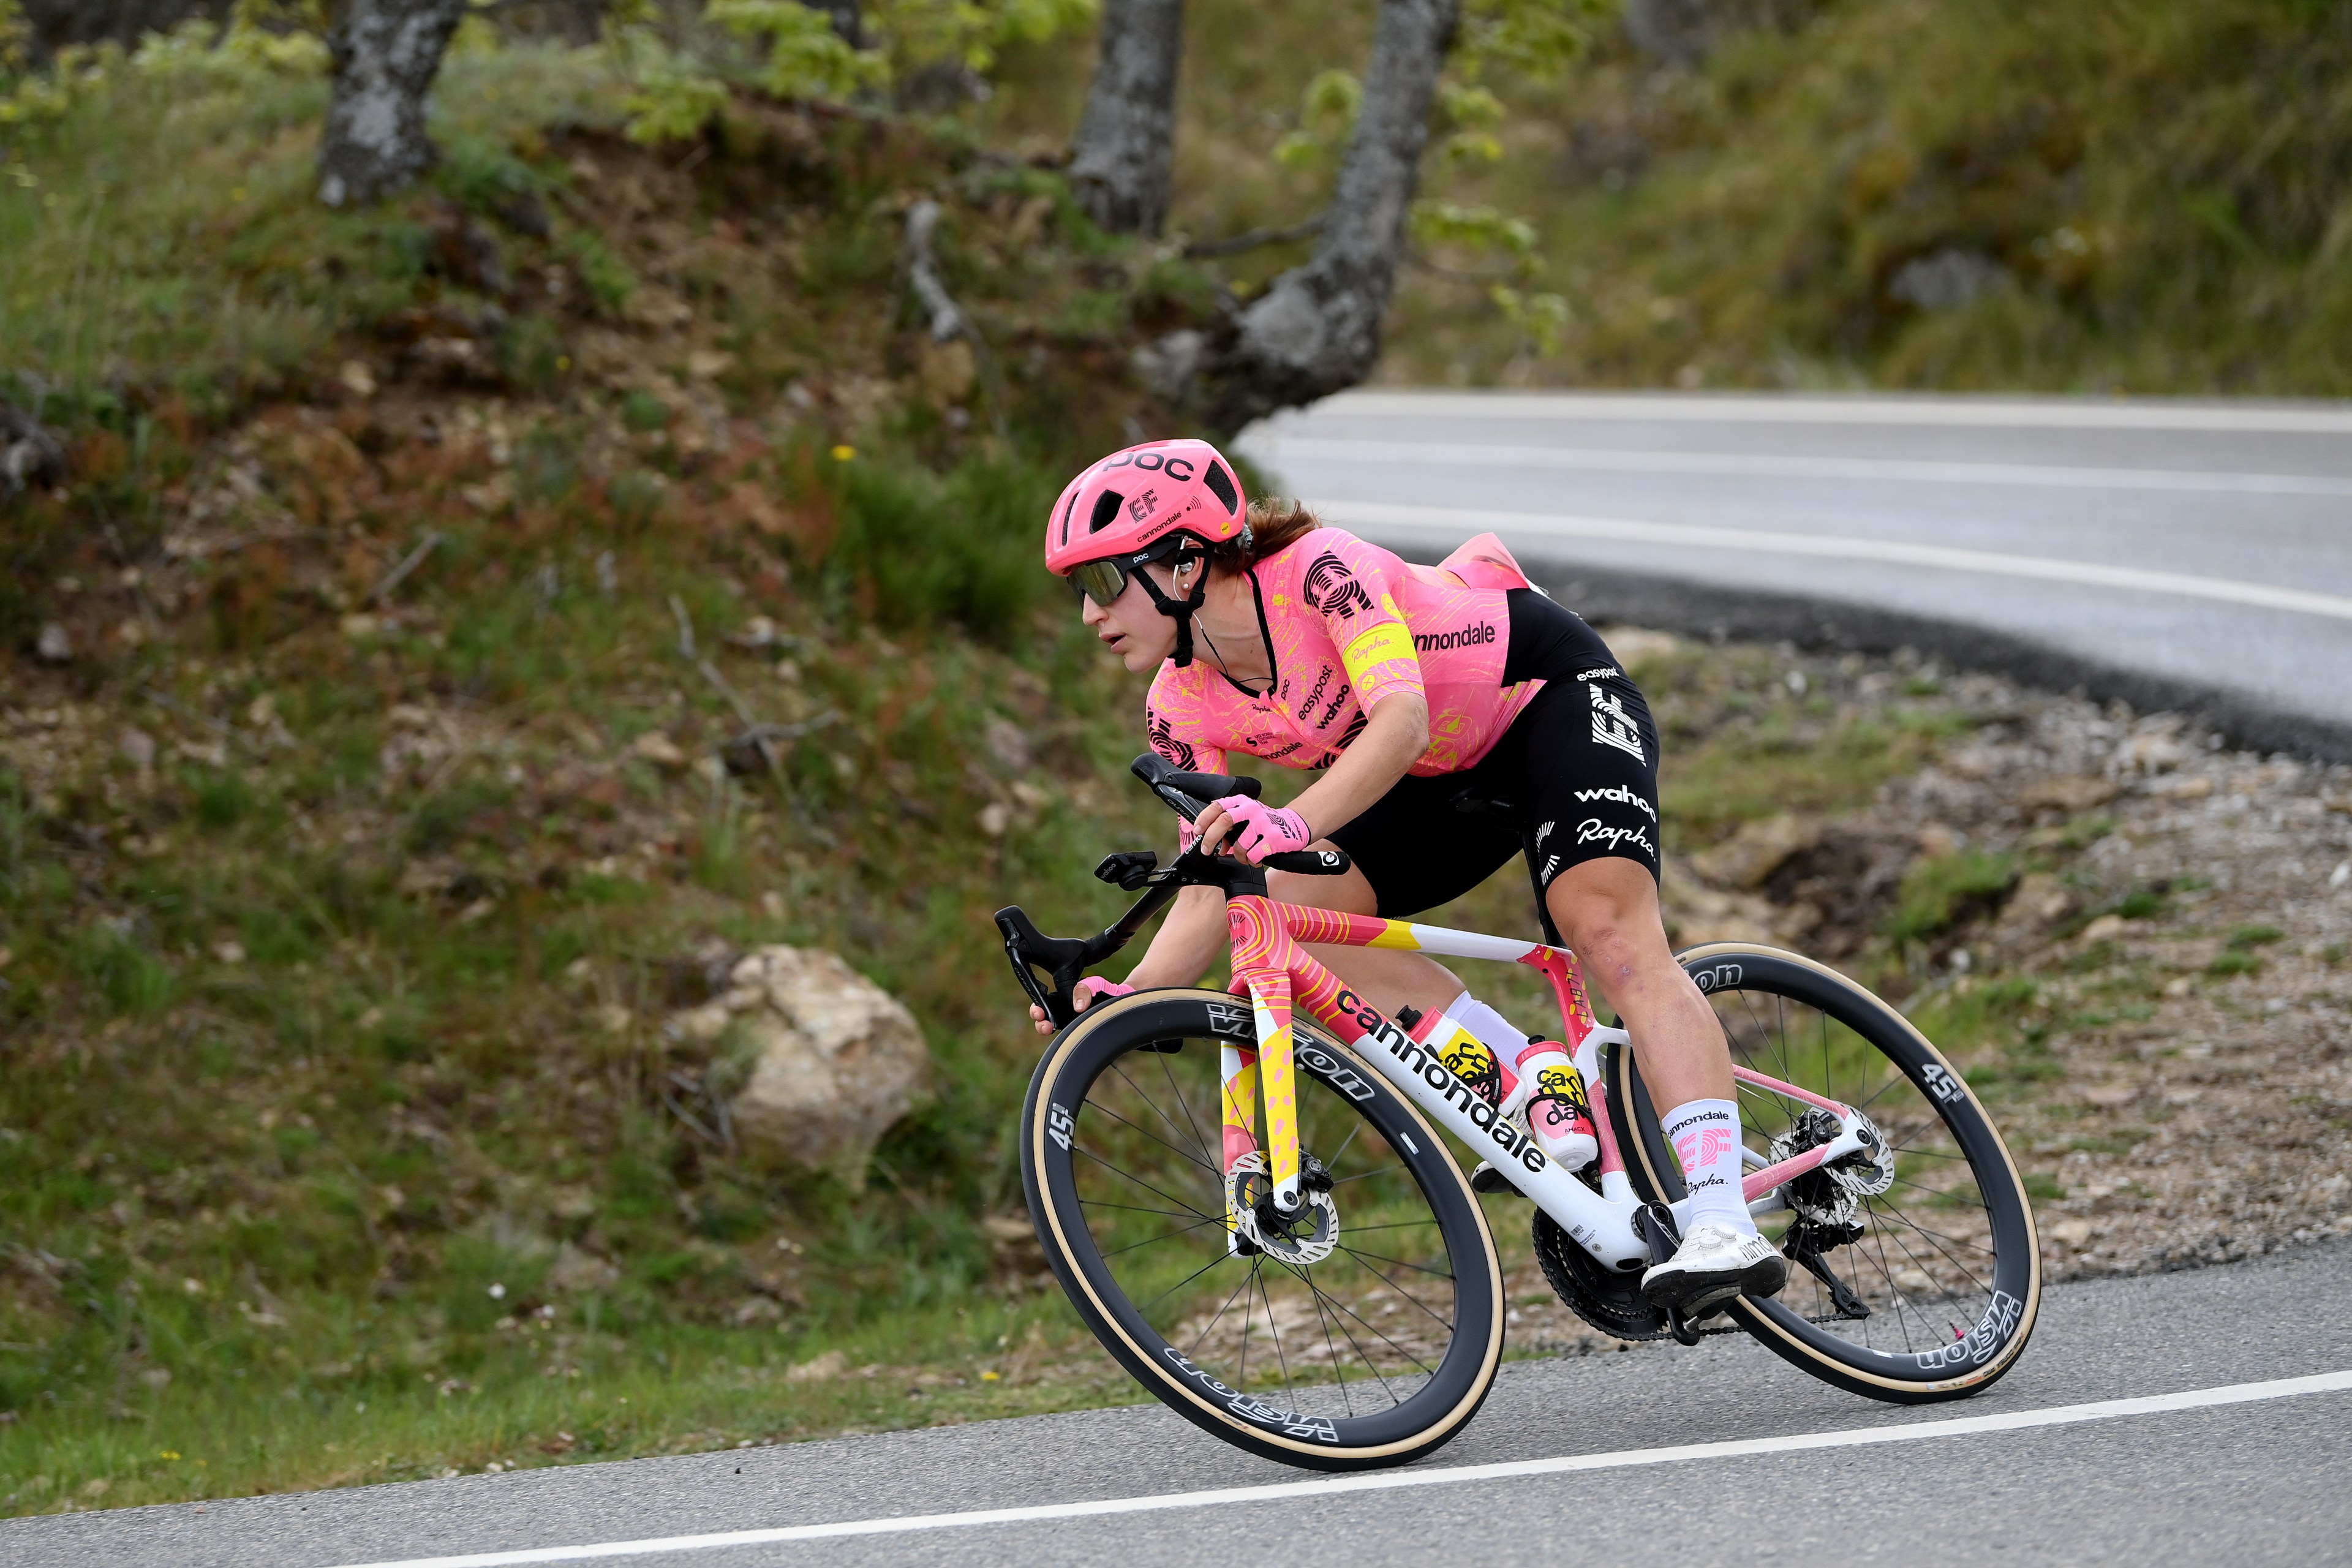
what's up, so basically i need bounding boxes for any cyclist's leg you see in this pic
[1514,645,1768,1281]
[1500,604,1725,1104]
[1542,858,1732,1108]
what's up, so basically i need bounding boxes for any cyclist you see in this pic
[1029,437,1784,1314]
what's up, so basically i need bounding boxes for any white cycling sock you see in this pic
[1662,1097,1755,1236]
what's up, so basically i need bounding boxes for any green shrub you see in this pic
[827,448,1055,643]
[1893,851,2016,941]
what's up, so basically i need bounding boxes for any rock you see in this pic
[2021,775,2120,813]
[982,714,1032,773]
[2078,913,2129,944]
[1691,813,1819,890]
[2122,724,2188,774]
[2148,774,2215,800]
[786,1348,850,1383]
[2002,872,2074,927]
[630,731,688,769]
[1594,625,1685,671]
[35,622,71,663]
[1915,823,1965,857]
[545,1242,620,1294]
[1660,864,1781,947]
[677,946,929,1180]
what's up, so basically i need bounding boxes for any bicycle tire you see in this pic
[1609,944,2040,1403]
[1021,988,1504,1469]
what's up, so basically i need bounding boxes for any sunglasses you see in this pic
[1067,557,1137,606]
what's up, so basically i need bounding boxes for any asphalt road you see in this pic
[1235,391,2352,759]
[10,1237,2351,1567]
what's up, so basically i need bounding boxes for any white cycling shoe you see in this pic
[1641,1224,1788,1313]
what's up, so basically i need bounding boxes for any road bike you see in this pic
[997,755,2040,1471]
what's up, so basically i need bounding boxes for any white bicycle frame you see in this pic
[1221,898,1877,1272]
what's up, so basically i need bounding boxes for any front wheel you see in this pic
[1612,946,2040,1403]
[1021,989,1504,1470]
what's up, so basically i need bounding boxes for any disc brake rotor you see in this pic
[1770,1107,1896,1233]
[1226,1152,1340,1265]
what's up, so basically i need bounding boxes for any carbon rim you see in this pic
[1025,992,1501,1459]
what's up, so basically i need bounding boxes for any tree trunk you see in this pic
[1068,0,1184,236]
[1621,0,1715,64]
[1196,0,1457,432]
[807,0,862,47]
[316,0,469,209]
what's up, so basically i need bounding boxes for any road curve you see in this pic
[9,1239,2351,1567]
[1235,391,2352,760]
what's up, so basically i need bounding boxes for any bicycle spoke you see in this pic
[1300,1262,1406,1407]
[1087,1091,1219,1179]
[1278,1258,1439,1379]
[1073,1144,1216,1225]
[1100,1214,1226,1258]
[1306,1274,1358,1417]
[1336,1245,1454,1281]
[1335,1250,1456,1333]
[1153,1044,1219,1171]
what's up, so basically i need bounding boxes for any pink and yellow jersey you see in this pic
[1145,527,1540,778]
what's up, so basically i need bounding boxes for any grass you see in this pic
[1894,851,2018,943]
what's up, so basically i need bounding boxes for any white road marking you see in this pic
[1318,500,2352,622]
[1286,390,2352,435]
[332,1370,2352,1567]
[1257,436,2352,497]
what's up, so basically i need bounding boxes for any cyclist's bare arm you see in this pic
[1027,694,1432,1038]
[1193,692,1429,852]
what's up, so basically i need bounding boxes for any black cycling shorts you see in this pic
[1327,590,1662,929]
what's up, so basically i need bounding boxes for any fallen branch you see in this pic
[903,199,967,342]
[720,714,841,780]
[1183,213,1327,259]
[369,530,444,606]
[669,594,698,661]
[696,657,760,728]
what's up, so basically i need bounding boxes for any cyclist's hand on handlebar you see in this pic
[1028,976,1134,1036]
[1200,796,1312,865]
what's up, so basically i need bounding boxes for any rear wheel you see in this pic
[1022,989,1504,1469]
[1611,945,2040,1403]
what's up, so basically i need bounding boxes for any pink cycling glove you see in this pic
[1221,797,1314,864]
[1076,978,1135,1009]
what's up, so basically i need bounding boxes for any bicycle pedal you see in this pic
[1469,1161,1514,1195]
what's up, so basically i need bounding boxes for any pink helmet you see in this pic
[1043,438,1248,577]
